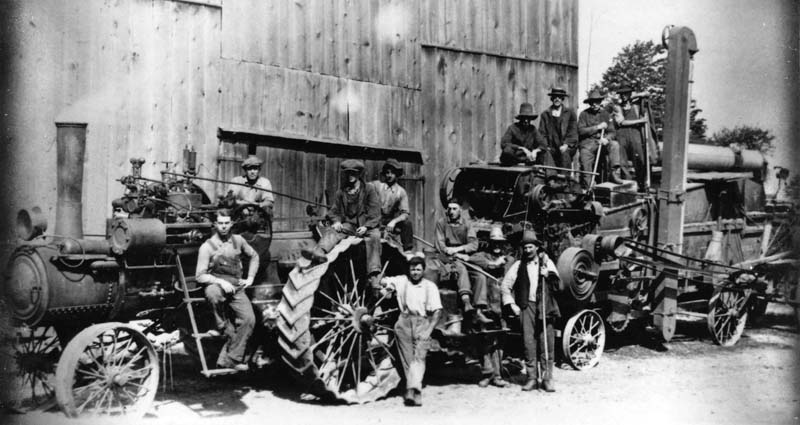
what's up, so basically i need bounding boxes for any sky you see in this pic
[578,0,799,176]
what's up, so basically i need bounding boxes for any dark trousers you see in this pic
[618,129,646,186]
[394,313,434,391]
[205,283,256,363]
[579,139,621,186]
[519,304,555,381]
[318,223,382,274]
[383,219,414,251]
[480,334,503,379]
[434,258,487,306]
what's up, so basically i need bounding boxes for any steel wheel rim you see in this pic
[562,310,605,370]
[708,289,749,347]
[310,259,398,400]
[13,326,60,409]
[56,323,159,418]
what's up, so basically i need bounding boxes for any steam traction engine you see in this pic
[5,122,287,417]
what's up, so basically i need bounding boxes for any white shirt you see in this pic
[500,256,558,305]
[384,275,442,316]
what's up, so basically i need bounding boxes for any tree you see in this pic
[708,125,775,155]
[590,40,707,141]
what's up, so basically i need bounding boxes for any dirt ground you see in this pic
[2,304,799,425]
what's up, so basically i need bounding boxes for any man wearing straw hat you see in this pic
[538,87,579,170]
[499,102,553,167]
[577,90,624,186]
[500,230,561,392]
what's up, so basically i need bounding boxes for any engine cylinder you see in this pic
[108,218,167,255]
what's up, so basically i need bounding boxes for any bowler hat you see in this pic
[548,87,569,98]
[521,229,542,246]
[382,158,404,176]
[515,102,538,119]
[583,90,605,104]
[241,155,263,168]
[340,159,365,173]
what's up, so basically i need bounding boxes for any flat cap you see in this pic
[340,159,365,173]
[241,155,263,168]
[382,158,403,175]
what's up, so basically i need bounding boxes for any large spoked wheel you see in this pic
[54,323,159,418]
[561,309,606,371]
[557,247,598,304]
[707,286,749,346]
[12,326,61,409]
[278,239,403,404]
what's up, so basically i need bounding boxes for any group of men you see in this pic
[195,88,644,404]
[500,86,653,188]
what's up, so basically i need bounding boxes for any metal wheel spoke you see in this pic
[318,290,346,309]
[313,306,345,317]
[373,308,398,318]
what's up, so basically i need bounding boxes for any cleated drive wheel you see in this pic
[54,322,159,418]
[11,326,61,410]
[707,286,749,346]
[561,309,606,370]
[277,238,404,404]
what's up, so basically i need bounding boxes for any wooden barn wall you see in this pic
[2,0,221,238]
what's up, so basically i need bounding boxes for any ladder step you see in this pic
[201,368,238,377]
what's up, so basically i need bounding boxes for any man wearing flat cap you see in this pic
[371,158,414,252]
[538,87,579,170]
[577,90,624,186]
[301,159,382,280]
[500,102,551,167]
[225,155,275,212]
[501,230,561,392]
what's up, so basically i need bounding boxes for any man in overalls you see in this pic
[196,209,260,371]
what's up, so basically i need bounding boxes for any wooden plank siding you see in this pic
[2,0,577,248]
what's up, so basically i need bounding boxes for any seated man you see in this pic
[578,90,624,186]
[301,159,382,283]
[371,158,414,252]
[195,209,259,372]
[434,199,492,325]
[500,102,554,168]
[225,155,274,213]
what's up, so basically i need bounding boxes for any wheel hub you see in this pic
[351,307,374,333]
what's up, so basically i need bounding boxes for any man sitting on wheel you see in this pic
[195,209,259,372]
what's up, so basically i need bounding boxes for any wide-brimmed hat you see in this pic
[617,86,634,95]
[382,158,404,176]
[583,90,605,104]
[548,87,569,98]
[521,229,542,246]
[515,102,538,119]
[241,155,263,168]
[489,226,506,242]
[340,159,365,173]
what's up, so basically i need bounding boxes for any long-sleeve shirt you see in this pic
[226,176,274,205]
[196,233,259,285]
[539,106,579,150]
[500,122,547,161]
[578,108,616,143]
[383,275,442,317]
[434,216,478,254]
[329,180,381,229]
[500,256,558,305]
[371,180,409,223]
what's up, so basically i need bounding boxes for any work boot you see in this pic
[413,389,422,406]
[478,377,491,388]
[521,378,538,391]
[300,247,328,265]
[542,379,556,392]
[473,308,493,325]
[490,377,508,388]
[403,389,415,406]
[461,294,474,312]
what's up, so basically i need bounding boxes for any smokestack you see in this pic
[55,122,87,239]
